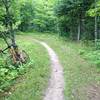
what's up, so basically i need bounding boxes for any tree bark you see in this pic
[94,0,98,45]
[77,20,81,41]
[2,0,16,46]
[95,16,98,43]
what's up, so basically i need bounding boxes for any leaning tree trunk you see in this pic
[3,0,16,46]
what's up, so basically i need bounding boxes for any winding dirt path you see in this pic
[34,39,64,100]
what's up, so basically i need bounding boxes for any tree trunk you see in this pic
[94,0,98,45]
[95,16,98,43]
[3,0,16,46]
[77,21,81,41]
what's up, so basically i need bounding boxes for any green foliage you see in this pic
[79,49,85,55]
[54,0,99,40]
[1,36,50,100]
[0,0,100,99]
[0,0,20,29]
[0,39,33,92]
[33,0,57,32]
[79,40,100,67]
[0,56,31,91]
[95,39,100,49]
[0,0,100,40]
[84,50,100,67]
[0,0,57,32]
[88,1,100,17]
[19,1,35,31]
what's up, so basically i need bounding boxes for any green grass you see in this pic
[0,32,100,100]
[23,32,100,100]
[0,36,50,100]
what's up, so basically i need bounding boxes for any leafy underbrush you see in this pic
[79,49,100,67]
[0,36,50,100]
[0,41,33,92]
[79,40,100,68]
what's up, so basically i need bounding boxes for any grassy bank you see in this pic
[0,36,50,100]
[26,32,100,100]
[0,32,100,100]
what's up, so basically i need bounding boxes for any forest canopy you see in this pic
[0,0,100,41]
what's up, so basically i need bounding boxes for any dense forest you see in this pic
[0,0,100,100]
[0,0,100,41]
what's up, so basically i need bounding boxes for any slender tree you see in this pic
[94,0,98,45]
[1,0,16,45]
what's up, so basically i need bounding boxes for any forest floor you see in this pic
[27,32,100,100]
[0,36,50,100]
[0,32,100,100]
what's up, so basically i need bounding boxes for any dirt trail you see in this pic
[34,39,64,100]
